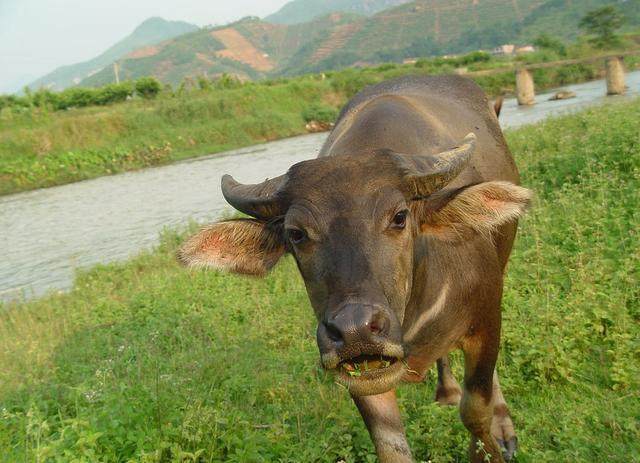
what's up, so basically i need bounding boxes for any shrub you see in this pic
[0,94,29,110]
[457,50,492,66]
[534,34,567,56]
[302,103,338,123]
[95,82,134,105]
[56,88,97,109]
[30,88,59,109]
[197,75,212,91]
[214,74,243,90]
[135,77,162,99]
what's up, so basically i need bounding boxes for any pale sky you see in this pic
[0,0,290,93]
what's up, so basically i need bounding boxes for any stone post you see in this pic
[605,57,625,95]
[516,68,535,105]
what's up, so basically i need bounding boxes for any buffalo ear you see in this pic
[177,219,285,276]
[416,181,532,242]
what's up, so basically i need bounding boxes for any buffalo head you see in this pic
[178,133,531,396]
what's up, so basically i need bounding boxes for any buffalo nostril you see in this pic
[369,311,389,336]
[369,320,382,334]
[325,321,343,343]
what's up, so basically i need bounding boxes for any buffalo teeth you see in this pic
[340,357,394,375]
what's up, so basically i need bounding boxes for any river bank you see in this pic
[2,49,639,196]
[1,99,638,462]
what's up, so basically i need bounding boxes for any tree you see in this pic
[534,33,567,56]
[579,6,625,49]
[135,77,162,99]
[196,75,212,91]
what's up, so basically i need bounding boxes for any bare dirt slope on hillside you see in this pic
[126,45,162,59]
[211,29,274,72]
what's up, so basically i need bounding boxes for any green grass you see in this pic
[1,99,639,462]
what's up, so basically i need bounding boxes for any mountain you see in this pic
[73,0,640,87]
[265,0,412,25]
[29,17,198,90]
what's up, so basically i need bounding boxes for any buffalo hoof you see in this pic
[434,385,462,406]
[496,436,518,461]
[492,405,517,460]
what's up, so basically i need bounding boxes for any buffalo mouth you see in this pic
[331,352,406,396]
[339,354,399,377]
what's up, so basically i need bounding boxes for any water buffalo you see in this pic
[179,75,532,462]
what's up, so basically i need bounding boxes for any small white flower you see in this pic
[84,390,99,402]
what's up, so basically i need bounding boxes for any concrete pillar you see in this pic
[606,57,625,95]
[516,68,535,105]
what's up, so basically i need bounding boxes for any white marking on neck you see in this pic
[403,282,450,343]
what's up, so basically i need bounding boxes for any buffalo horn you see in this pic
[220,174,287,220]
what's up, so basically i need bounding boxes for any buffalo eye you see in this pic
[391,210,408,230]
[286,228,307,245]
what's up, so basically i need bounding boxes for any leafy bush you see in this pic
[57,88,97,109]
[534,33,568,56]
[19,83,136,111]
[0,94,29,110]
[457,50,492,66]
[302,103,338,123]
[135,77,162,99]
[94,82,134,105]
[30,89,59,109]
[196,75,212,91]
[214,74,243,90]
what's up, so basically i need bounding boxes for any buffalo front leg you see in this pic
[352,389,413,462]
[435,355,463,406]
[491,371,518,461]
[460,332,505,463]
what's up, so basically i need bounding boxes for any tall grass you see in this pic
[1,99,638,462]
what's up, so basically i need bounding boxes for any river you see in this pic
[1,71,639,301]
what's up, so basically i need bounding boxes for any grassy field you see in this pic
[2,46,639,196]
[1,99,638,462]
